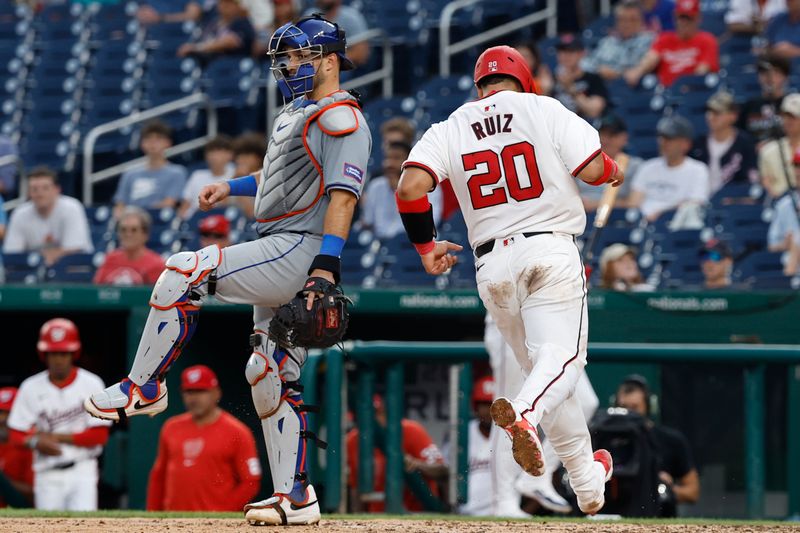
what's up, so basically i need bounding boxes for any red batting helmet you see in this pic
[472,376,495,405]
[37,318,81,360]
[474,45,538,94]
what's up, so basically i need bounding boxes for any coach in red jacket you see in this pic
[147,365,261,511]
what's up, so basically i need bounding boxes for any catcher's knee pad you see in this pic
[246,349,283,419]
[127,246,220,385]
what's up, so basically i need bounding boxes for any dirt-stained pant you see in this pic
[476,232,605,508]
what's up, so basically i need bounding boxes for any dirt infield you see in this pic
[0,518,798,533]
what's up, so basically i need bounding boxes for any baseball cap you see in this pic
[706,91,737,113]
[757,54,791,77]
[555,34,584,51]
[0,387,17,411]
[600,243,635,273]
[675,0,700,17]
[656,115,694,139]
[181,365,219,391]
[596,113,627,134]
[472,376,495,404]
[198,214,230,236]
[699,239,732,260]
[781,93,800,118]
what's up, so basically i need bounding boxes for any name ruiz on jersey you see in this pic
[471,114,513,140]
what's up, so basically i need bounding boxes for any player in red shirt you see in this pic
[146,365,261,511]
[625,0,719,87]
[0,387,33,508]
[93,206,165,286]
[346,395,447,512]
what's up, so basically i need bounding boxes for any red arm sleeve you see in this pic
[71,427,109,447]
[146,428,169,511]
[402,421,445,464]
[8,429,31,447]
[226,425,262,510]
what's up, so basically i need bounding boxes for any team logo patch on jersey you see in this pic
[343,163,364,183]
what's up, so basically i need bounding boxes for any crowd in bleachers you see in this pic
[0,0,799,290]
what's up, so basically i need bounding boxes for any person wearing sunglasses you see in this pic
[93,207,165,286]
[699,240,734,289]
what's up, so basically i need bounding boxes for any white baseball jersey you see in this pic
[8,368,110,472]
[404,90,600,249]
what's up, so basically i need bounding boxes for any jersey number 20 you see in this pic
[462,141,543,210]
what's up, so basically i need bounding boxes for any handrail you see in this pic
[264,28,394,134]
[0,154,26,211]
[82,92,218,206]
[439,0,558,77]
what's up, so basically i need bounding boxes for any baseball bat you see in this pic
[583,153,630,266]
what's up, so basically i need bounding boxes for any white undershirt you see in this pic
[707,135,735,194]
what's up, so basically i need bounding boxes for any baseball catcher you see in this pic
[85,14,370,526]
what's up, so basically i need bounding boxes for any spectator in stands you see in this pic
[179,135,235,219]
[615,375,700,515]
[514,41,554,96]
[380,117,416,152]
[0,134,18,198]
[93,207,165,286]
[113,121,187,218]
[231,132,265,219]
[346,394,447,513]
[177,0,255,62]
[582,1,655,82]
[0,387,33,508]
[0,194,6,242]
[642,0,676,32]
[629,116,711,222]
[766,0,800,59]
[726,0,786,34]
[307,0,370,67]
[758,93,800,197]
[137,0,203,25]
[579,114,638,210]
[553,34,609,119]
[359,142,443,240]
[198,214,232,249]
[147,365,261,511]
[625,0,719,88]
[3,167,93,266]
[738,54,791,145]
[767,148,800,271]
[690,91,759,195]
[699,239,734,289]
[599,244,654,291]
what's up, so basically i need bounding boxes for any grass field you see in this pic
[0,509,798,532]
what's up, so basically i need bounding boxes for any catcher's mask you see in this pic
[268,14,354,101]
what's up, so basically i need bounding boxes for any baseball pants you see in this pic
[34,460,98,511]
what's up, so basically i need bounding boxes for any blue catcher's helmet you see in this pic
[268,14,355,101]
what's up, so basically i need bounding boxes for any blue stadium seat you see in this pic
[2,252,43,284]
[732,251,785,286]
[44,253,97,283]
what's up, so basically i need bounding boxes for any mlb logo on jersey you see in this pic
[343,163,364,183]
[484,104,496,112]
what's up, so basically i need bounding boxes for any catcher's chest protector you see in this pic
[254,91,360,222]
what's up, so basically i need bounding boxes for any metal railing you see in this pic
[440,0,558,77]
[313,341,800,519]
[82,92,218,206]
[265,28,394,134]
[0,154,26,211]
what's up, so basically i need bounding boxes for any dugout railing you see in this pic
[312,341,800,519]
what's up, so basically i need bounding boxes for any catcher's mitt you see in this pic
[269,277,352,349]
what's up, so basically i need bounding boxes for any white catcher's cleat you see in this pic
[515,473,573,514]
[84,378,167,421]
[244,484,321,526]
[490,397,546,477]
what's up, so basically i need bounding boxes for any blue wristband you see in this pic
[320,234,346,258]
[227,175,258,197]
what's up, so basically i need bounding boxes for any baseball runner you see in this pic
[485,315,599,515]
[396,45,623,515]
[7,318,110,510]
[85,14,370,526]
